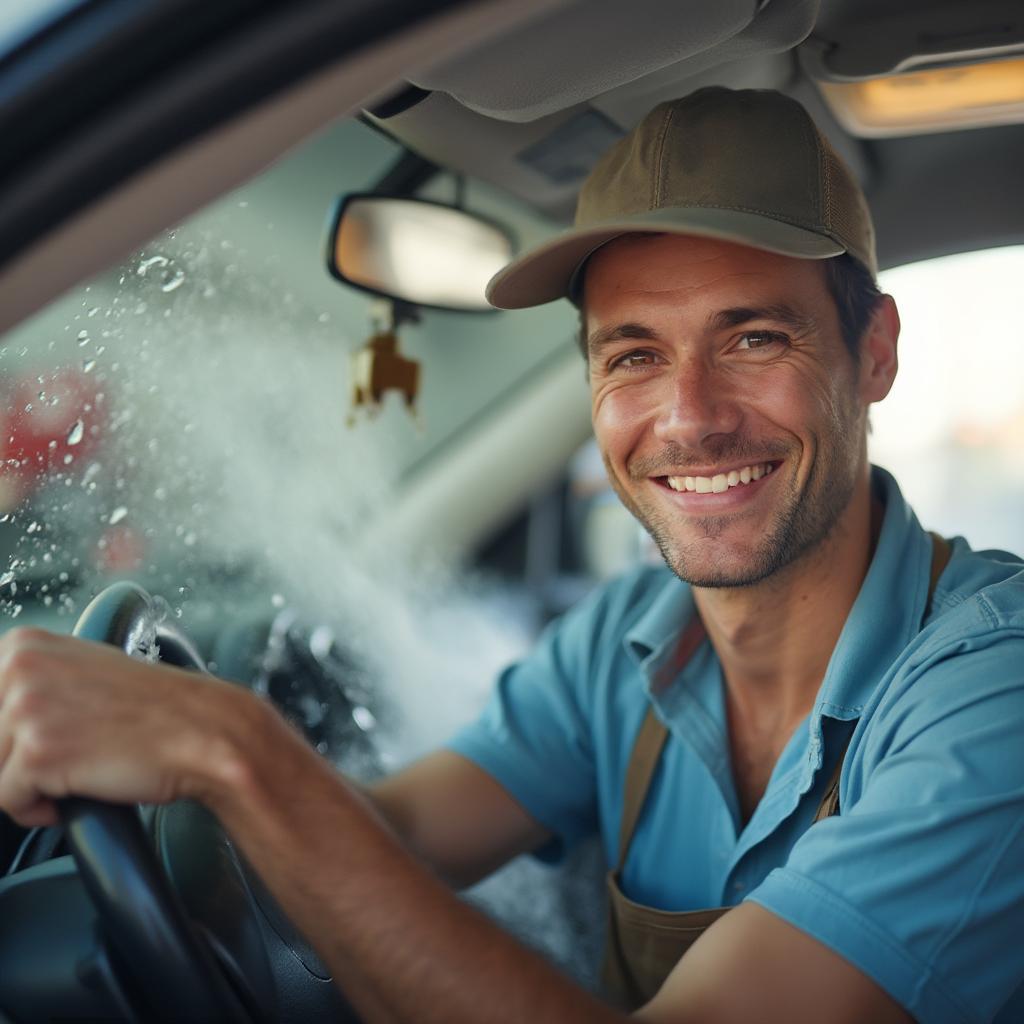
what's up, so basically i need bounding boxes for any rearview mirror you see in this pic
[326,194,515,312]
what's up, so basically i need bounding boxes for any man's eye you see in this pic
[610,350,658,370]
[735,331,788,351]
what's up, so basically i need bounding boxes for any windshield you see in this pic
[0,115,576,752]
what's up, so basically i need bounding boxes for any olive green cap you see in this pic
[486,87,877,309]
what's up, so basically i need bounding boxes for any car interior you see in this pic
[0,0,1023,1020]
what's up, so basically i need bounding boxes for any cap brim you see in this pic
[486,206,845,310]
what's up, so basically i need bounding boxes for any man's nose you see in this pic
[652,361,742,449]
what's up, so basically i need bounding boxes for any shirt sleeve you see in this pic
[748,629,1024,1024]
[445,589,609,862]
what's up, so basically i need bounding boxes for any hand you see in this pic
[0,626,254,828]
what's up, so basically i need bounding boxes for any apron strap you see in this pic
[615,532,953,867]
[615,708,670,873]
[615,616,705,872]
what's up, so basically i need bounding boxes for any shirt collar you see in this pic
[624,570,693,670]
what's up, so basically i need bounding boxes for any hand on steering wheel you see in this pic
[62,581,263,1023]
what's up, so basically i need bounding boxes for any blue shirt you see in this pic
[448,467,1024,1024]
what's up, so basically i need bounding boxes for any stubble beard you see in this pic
[604,432,861,589]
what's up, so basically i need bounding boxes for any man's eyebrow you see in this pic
[586,322,659,357]
[709,304,817,333]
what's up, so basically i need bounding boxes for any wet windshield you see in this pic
[0,117,574,732]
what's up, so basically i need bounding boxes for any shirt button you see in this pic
[732,879,745,893]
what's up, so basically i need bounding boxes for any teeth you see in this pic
[665,463,775,494]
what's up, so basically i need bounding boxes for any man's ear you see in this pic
[859,294,900,404]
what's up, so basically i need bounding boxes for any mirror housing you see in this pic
[326,194,515,312]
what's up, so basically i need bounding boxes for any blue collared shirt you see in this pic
[449,468,1024,1023]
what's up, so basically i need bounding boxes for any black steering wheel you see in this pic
[62,581,264,1023]
[0,582,361,1023]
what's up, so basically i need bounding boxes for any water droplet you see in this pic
[183,531,197,547]
[0,513,9,523]
[77,329,90,346]
[82,359,96,373]
[26,521,38,533]
[10,604,21,618]
[161,268,186,293]
[154,486,167,501]
[352,706,377,732]
[63,453,73,465]
[108,506,127,525]
[0,570,14,586]
[271,593,285,608]
[67,419,85,445]
[137,255,169,276]
[87,306,100,317]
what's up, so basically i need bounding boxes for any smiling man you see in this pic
[2,88,1024,1024]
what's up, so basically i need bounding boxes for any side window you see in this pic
[872,246,1024,552]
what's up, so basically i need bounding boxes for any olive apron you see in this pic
[601,533,952,1009]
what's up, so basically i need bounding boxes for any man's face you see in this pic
[584,233,872,588]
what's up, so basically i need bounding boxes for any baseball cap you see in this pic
[485,87,877,309]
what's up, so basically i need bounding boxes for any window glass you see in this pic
[0,112,579,779]
[0,110,597,983]
[872,246,1024,553]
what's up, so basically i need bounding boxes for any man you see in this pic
[1,88,1023,1023]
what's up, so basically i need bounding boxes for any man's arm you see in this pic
[211,707,912,1024]
[365,751,552,888]
[636,903,911,1024]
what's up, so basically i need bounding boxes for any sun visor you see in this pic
[408,0,760,123]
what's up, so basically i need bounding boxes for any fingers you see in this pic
[0,712,61,828]
[0,753,59,828]
[0,627,123,815]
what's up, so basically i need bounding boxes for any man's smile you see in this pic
[645,459,784,512]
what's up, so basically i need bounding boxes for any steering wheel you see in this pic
[60,581,263,1023]
[0,582,362,1023]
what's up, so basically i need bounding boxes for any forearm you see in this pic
[199,700,623,1024]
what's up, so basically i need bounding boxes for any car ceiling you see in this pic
[370,0,1024,271]
[1,0,1022,338]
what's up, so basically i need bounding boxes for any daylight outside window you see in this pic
[871,245,1024,556]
